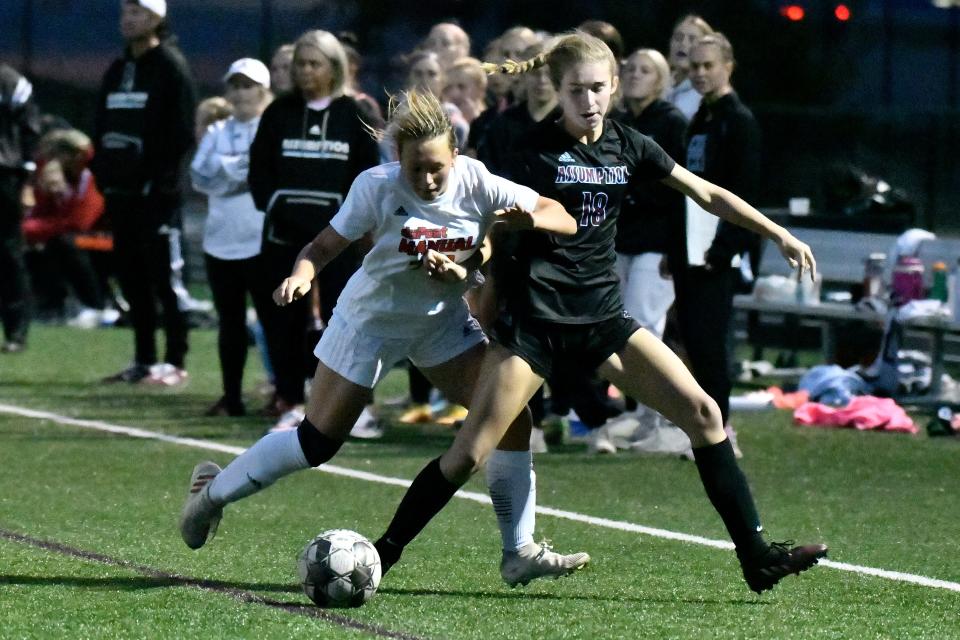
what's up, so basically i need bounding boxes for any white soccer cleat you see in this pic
[500,541,590,587]
[179,461,223,550]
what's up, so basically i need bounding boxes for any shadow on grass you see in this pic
[378,586,768,606]
[0,573,300,594]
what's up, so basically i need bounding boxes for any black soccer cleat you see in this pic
[741,541,828,594]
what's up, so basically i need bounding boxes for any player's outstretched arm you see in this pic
[495,196,577,235]
[273,226,352,306]
[662,165,817,282]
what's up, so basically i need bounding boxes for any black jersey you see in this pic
[505,118,675,323]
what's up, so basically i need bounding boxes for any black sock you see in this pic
[693,438,767,562]
[296,418,343,467]
[374,457,461,570]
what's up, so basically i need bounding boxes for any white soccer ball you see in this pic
[297,529,382,608]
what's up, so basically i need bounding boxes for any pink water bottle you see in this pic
[891,256,924,306]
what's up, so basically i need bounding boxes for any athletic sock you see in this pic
[374,457,461,568]
[207,428,310,504]
[485,449,536,552]
[692,437,767,561]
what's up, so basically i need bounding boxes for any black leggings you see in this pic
[0,171,28,343]
[205,252,276,407]
[672,264,738,424]
[252,240,362,405]
[109,197,188,368]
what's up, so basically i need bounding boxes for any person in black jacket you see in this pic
[671,33,761,442]
[93,0,196,384]
[0,63,41,353]
[248,29,379,425]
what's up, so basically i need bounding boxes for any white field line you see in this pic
[2,402,958,594]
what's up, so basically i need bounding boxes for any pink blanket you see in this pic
[793,396,917,434]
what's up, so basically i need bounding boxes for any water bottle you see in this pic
[950,258,960,319]
[930,261,949,302]
[863,253,886,300]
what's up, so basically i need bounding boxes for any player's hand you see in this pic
[273,277,312,306]
[423,249,468,282]
[776,232,817,283]
[493,204,535,230]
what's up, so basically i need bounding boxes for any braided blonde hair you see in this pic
[481,30,617,90]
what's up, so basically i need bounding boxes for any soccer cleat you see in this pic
[741,541,828,594]
[500,541,591,587]
[399,403,433,424]
[179,461,224,550]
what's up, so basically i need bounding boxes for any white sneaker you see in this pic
[178,461,223,549]
[586,424,616,455]
[500,541,590,587]
[269,406,305,433]
[349,407,384,439]
[601,413,641,450]
[725,423,744,459]
[144,363,188,387]
[529,427,548,454]
[66,307,101,329]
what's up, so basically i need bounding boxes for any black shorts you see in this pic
[492,311,642,379]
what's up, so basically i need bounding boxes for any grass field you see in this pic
[1,324,958,639]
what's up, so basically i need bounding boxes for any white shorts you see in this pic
[314,306,486,388]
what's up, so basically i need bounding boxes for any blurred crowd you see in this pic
[0,1,760,454]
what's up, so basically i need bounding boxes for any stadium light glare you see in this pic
[780,4,806,21]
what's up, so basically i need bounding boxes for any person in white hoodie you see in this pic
[191,58,273,416]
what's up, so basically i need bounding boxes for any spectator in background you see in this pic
[338,33,385,130]
[248,29,379,431]
[610,48,689,450]
[270,44,295,95]
[442,57,487,123]
[191,58,273,418]
[194,96,232,142]
[666,14,714,121]
[406,50,468,151]
[423,22,471,69]
[93,0,197,385]
[465,28,541,159]
[22,129,109,327]
[672,33,762,458]
[0,63,40,353]
[578,20,624,61]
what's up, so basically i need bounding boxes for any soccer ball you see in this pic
[297,529,382,608]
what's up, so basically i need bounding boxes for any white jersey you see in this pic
[190,116,264,260]
[330,155,539,338]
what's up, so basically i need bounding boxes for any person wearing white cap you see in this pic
[92,0,197,385]
[191,58,273,416]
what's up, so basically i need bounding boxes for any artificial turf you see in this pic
[0,325,957,639]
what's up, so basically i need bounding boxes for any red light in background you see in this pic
[834,4,851,21]
[780,4,806,21]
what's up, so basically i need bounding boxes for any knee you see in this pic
[440,450,484,485]
[685,395,723,436]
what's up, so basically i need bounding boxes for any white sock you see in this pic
[208,429,310,504]
[486,449,536,552]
